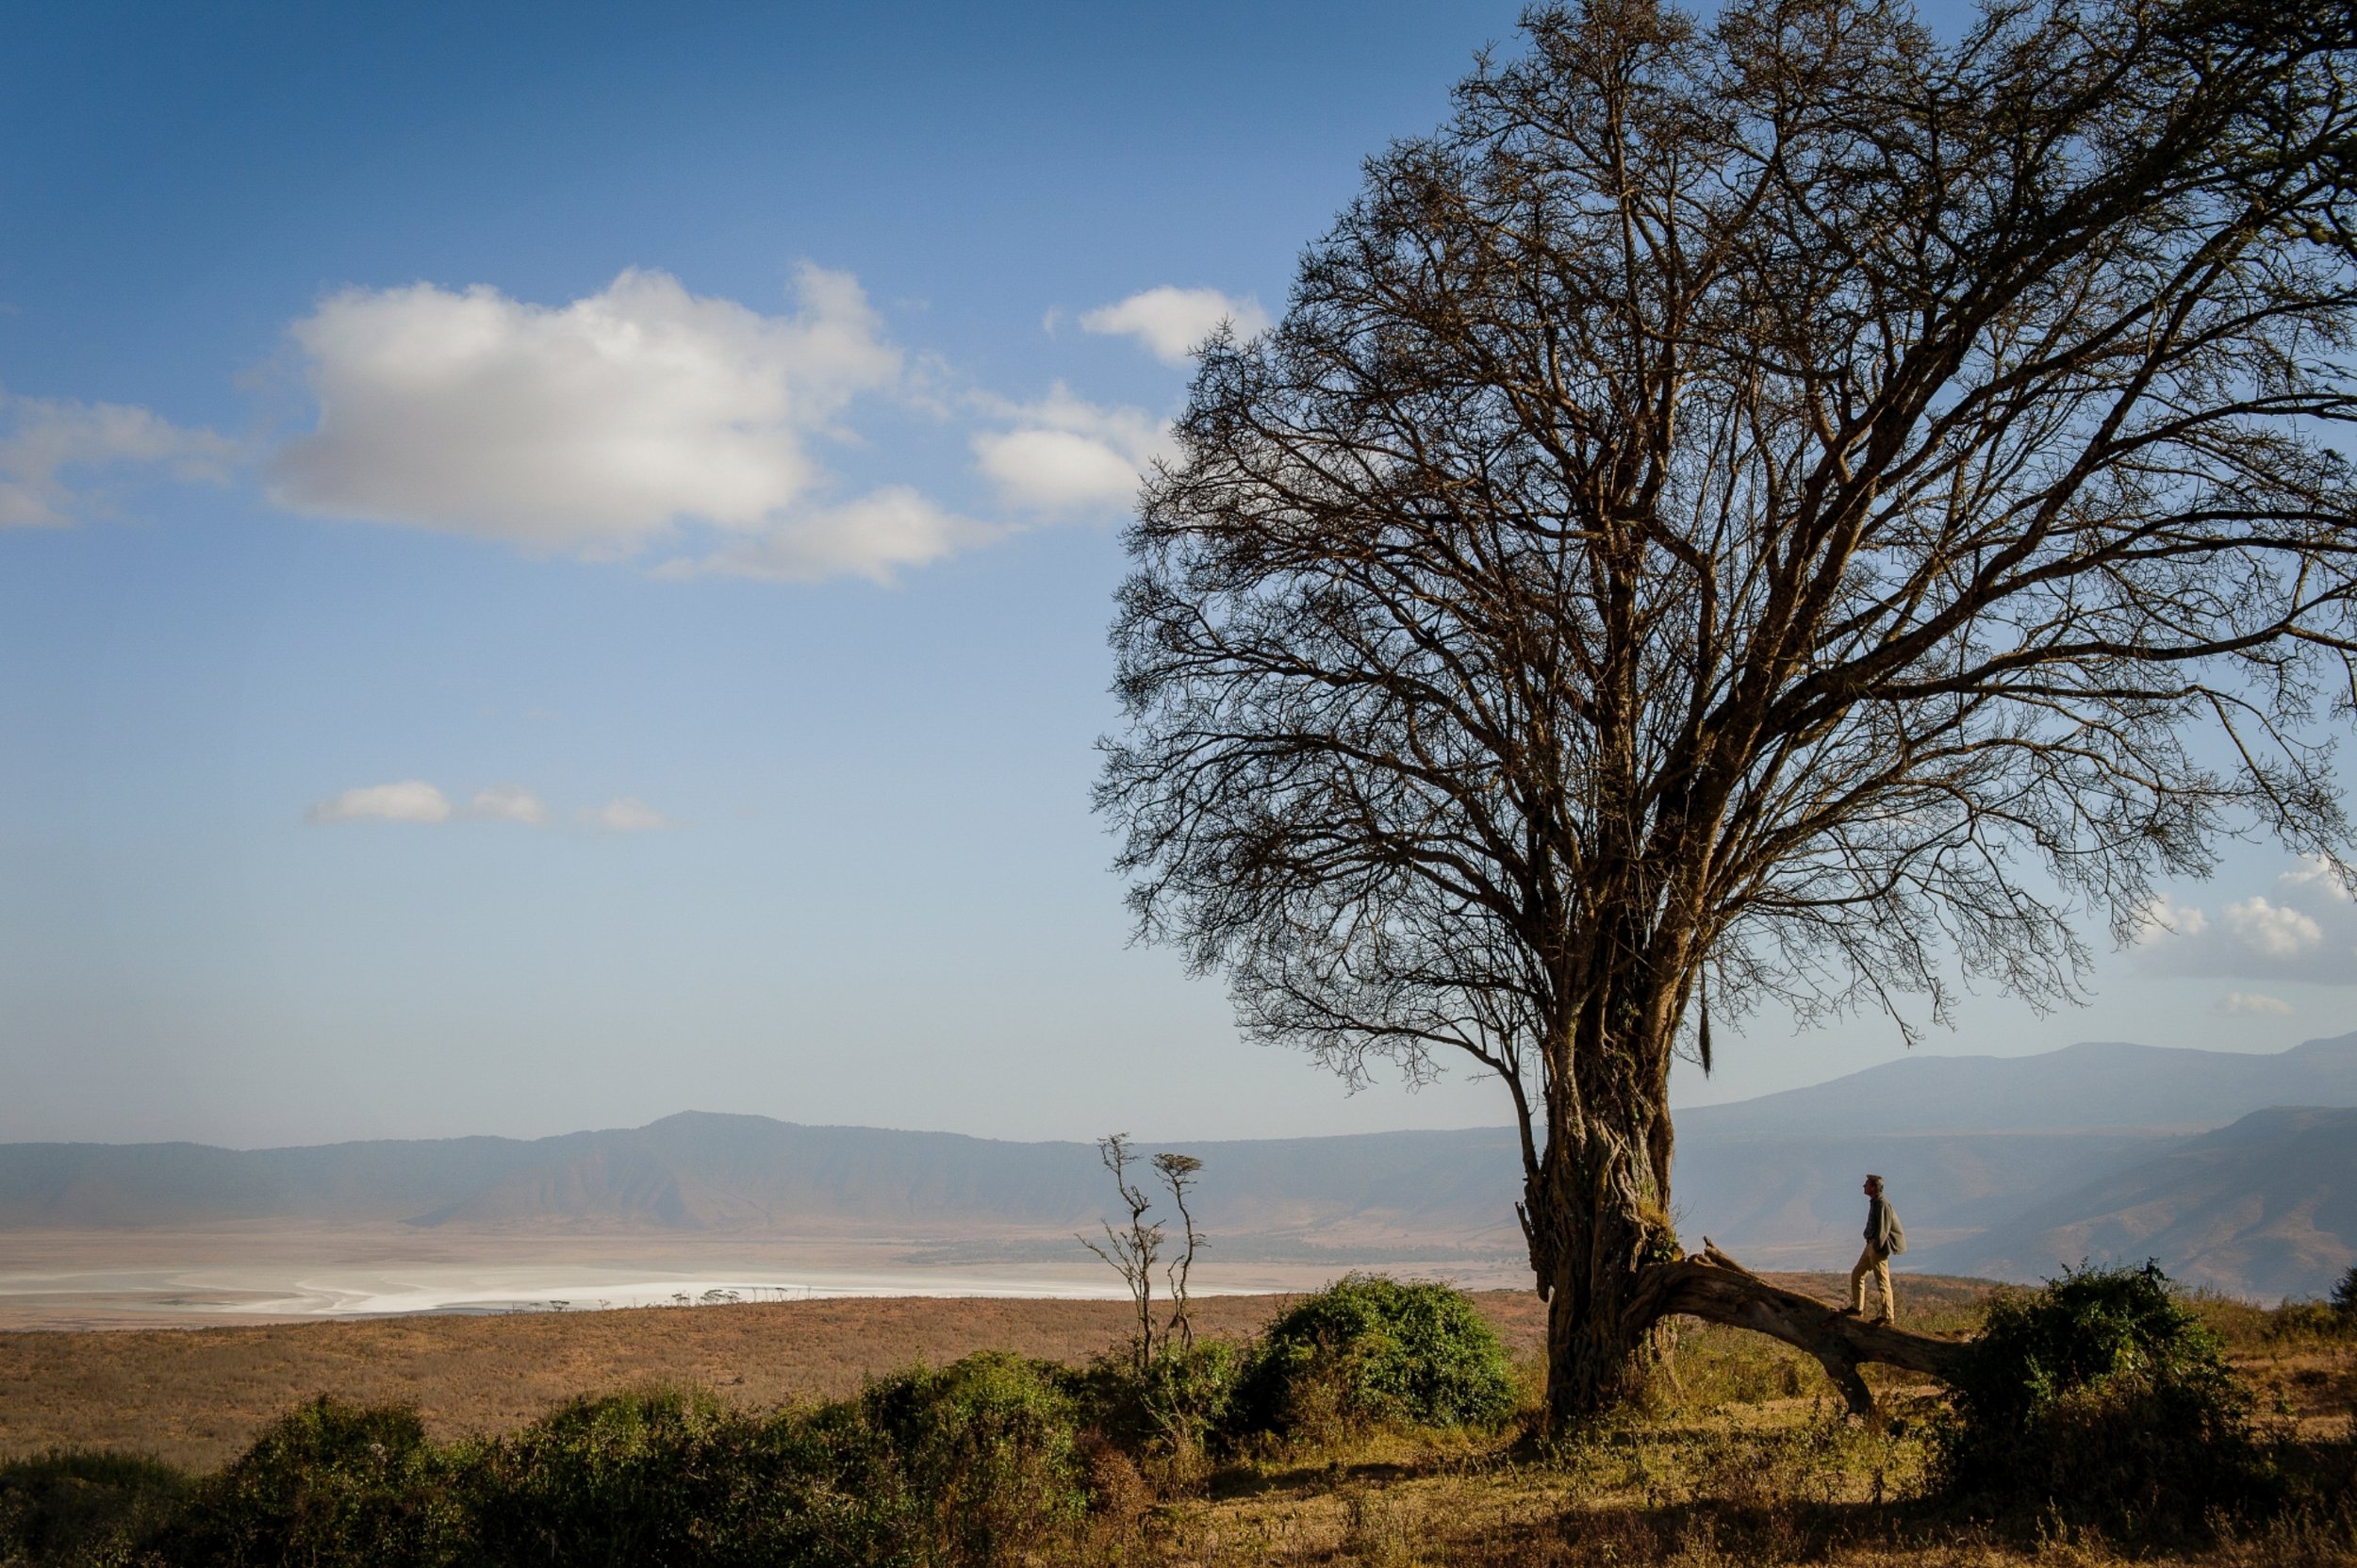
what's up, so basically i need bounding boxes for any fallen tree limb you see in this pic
[1637,1240,1976,1417]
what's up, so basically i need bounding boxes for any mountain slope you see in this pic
[1912,1106,2357,1299]
[1667,1130,2183,1263]
[1676,1031,2357,1137]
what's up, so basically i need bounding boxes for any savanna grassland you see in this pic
[4,1274,2352,1567]
[0,1292,1365,1470]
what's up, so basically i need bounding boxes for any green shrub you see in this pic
[1063,1339,1245,1470]
[1933,1262,2272,1532]
[0,1449,189,1565]
[155,1396,460,1567]
[138,1365,1086,1568]
[461,1387,862,1568]
[2332,1263,2357,1318]
[861,1352,1089,1565]
[1231,1275,1517,1436]
[467,1371,1090,1568]
[1135,1340,1244,1455]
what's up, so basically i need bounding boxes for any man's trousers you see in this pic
[1849,1244,1895,1322]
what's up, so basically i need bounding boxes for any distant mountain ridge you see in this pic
[1676,1032,2357,1136]
[1913,1106,2357,1299]
[4,1032,2350,1299]
[0,1112,1526,1248]
[1665,1030,2357,1282]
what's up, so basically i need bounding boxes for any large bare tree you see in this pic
[1098,0,2357,1425]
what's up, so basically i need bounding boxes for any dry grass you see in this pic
[1114,1308,2357,1568]
[6,1271,2349,1566]
[0,1294,1333,1470]
[0,1272,1985,1471]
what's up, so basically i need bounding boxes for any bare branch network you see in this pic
[1097,0,2356,1420]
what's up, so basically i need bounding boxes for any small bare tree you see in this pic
[1154,1151,1207,1351]
[1081,1136,1214,1370]
[1080,1133,1163,1372]
[1102,0,2357,1428]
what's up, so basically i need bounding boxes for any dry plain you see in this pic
[5,1269,2352,1566]
[0,1272,2006,1471]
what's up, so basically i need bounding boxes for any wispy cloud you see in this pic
[653,486,999,585]
[463,786,549,827]
[306,781,557,826]
[2134,858,2356,984]
[305,780,453,825]
[0,389,236,529]
[581,797,668,833]
[2214,991,2294,1016]
[1079,286,1270,365]
[968,385,1174,514]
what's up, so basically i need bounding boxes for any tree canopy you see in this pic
[1099,0,2357,1422]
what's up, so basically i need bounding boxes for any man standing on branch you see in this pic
[1845,1176,1902,1327]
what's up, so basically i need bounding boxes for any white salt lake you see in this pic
[0,1261,1264,1329]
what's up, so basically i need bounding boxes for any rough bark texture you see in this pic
[1524,999,1690,1424]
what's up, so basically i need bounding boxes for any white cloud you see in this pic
[462,786,549,827]
[975,429,1140,509]
[0,390,236,528]
[582,796,667,833]
[1079,286,1270,365]
[2214,991,2294,1017]
[306,782,550,827]
[2134,860,2357,983]
[270,266,917,570]
[305,781,453,825]
[2134,893,2209,939]
[2278,854,2352,901]
[2219,896,2322,960]
[654,486,998,584]
[969,385,1175,513]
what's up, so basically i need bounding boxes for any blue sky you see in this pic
[2,1,2349,1149]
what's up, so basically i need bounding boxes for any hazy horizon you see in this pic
[6,1028,2348,1153]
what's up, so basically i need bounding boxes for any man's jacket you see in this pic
[1865,1196,1903,1255]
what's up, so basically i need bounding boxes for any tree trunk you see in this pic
[1531,1177,1978,1423]
[1528,1089,1680,1427]
[1524,999,1972,1428]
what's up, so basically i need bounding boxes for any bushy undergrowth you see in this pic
[0,1451,188,1566]
[0,1278,1524,1564]
[861,1354,1089,1563]
[156,1397,457,1567]
[22,1273,2338,1566]
[458,1387,881,1568]
[16,1352,1093,1568]
[1067,1339,1244,1462]
[1230,1274,1518,1436]
[1935,1262,2272,1532]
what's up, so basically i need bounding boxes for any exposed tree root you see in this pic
[1638,1240,1975,1417]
